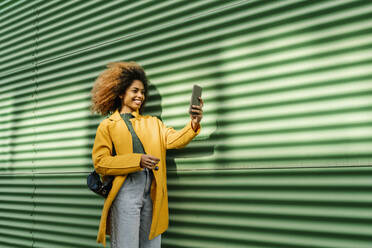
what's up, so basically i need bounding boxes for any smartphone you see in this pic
[189,84,202,115]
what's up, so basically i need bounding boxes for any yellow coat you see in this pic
[92,109,201,247]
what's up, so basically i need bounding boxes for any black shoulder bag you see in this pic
[87,142,116,198]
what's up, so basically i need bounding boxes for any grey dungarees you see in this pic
[109,113,161,248]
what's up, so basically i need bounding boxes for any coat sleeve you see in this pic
[92,120,142,176]
[157,118,201,150]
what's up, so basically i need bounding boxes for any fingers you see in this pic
[147,155,160,162]
[199,97,204,107]
[147,155,160,168]
[143,162,155,169]
[140,154,160,169]
[144,162,155,169]
[190,105,203,115]
[146,158,159,167]
[190,97,204,115]
[191,104,202,110]
[190,109,202,115]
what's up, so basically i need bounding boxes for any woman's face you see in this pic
[120,80,145,113]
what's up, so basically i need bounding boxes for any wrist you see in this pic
[191,121,199,131]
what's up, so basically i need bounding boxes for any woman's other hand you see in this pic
[190,97,204,131]
[140,154,160,170]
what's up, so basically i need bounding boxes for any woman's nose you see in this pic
[137,92,144,98]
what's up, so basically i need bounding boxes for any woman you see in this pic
[90,61,203,248]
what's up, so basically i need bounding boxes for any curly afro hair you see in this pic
[90,61,149,116]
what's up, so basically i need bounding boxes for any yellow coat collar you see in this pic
[108,109,140,121]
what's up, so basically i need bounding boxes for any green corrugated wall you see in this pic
[1,0,372,247]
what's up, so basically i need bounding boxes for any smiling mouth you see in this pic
[133,99,142,105]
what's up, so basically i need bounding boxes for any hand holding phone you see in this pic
[189,85,203,131]
[189,85,202,115]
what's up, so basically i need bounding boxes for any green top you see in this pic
[120,113,146,154]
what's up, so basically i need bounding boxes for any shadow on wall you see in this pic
[5,67,38,174]
[6,99,17,174]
